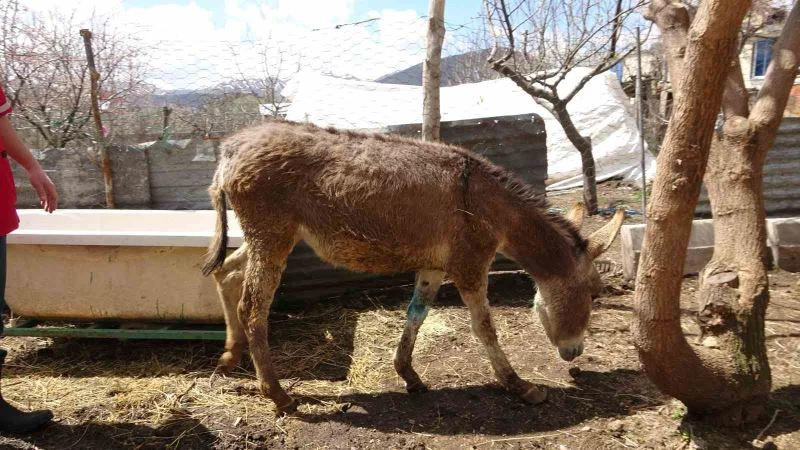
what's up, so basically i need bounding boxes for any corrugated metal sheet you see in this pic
[697,117,800,216]
[276,242,523,302]
[388,113,548,192]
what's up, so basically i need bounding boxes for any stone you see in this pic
[607,419,624,432]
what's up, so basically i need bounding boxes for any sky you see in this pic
[20,0,486,90]
[118,0,482,30]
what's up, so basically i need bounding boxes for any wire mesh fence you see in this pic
[2,1,657,211]
[2,7,500,149]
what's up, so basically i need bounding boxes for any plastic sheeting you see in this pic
[282,67,656,190]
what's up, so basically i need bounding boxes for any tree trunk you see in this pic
[578,143,597,214]
[696,0,800,424]
[552,102,598,213]
[637,0,800,425]
[80,28,115,208]
[632,0,756,425]
[422,0,445,142]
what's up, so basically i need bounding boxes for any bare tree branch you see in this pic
[484,0,647,213]
[0,4,148,148]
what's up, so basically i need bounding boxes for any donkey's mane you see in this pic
[480,158,588,252]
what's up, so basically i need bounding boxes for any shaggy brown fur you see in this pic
[203,121,624,414]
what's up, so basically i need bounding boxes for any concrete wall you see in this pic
[12,146,150,209]
[12,139,218,210]
[145,139,219,210]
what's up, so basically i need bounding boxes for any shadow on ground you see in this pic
[287,368,665,435]
[0,413,215,450]
[676,384,800,448]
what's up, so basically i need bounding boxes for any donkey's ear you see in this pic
[586,207,626,259]
[566,201,587,229]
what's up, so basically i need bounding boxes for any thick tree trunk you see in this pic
[637,0,800,425]
[696,1,800,423]
[632,0,755,425]
[697,124,771,419]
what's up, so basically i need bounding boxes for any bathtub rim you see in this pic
[8,209,242,248]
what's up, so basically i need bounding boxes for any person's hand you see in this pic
[26,166,58,213]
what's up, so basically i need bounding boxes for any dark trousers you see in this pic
[0,235,5,334]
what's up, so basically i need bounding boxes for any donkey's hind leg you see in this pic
[393,270,444,393]
[454,276,547,405]
[213,244,249,373]
[238,227,298,414]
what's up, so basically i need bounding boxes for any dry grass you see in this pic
[1,270,799,449]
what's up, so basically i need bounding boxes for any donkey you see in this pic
[202,121,624,414]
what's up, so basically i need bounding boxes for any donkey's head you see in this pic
[533,203,625,361]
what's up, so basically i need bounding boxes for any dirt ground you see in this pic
[0,183,798,450]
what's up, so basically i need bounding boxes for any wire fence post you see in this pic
[160,106,172,141]
[80,28,115,208]
[636,26,646,222]
[422,0,446,142]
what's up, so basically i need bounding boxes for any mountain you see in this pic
[375,49,502,86]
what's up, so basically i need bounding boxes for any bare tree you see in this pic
[157,86,270,140]
[0,2,147,148]
[634,0,800,425]
[484,0,646,214]
[229,38,301,120]
[160,39,302,140]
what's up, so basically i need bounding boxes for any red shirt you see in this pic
[0,84,19,236]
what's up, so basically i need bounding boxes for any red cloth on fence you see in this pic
[0,84,19,236]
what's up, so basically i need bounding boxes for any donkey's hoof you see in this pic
[276,398,298,415]
[521,385,548,404]
[216,352,241,373]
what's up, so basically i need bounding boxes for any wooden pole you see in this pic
[422,0,446,142]
[80,28,115,208]
[636,27,647,221]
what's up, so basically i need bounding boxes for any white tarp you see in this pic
[282,67,656,190]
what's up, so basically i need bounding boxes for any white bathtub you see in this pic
[6,209,242,323]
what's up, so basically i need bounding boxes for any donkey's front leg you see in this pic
[393,270,444,392]
[456,279,548,404]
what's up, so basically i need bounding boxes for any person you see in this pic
[0,83,57,434]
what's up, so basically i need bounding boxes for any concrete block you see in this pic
[767,218,800,272]
[621,219,716,280]
[622,217,800,279]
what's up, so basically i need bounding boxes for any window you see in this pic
[752,39,775,78]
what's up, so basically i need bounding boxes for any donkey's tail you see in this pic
[202,185,228,276]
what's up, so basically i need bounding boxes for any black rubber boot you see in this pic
[0,349,52,434]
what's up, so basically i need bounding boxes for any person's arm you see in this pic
[0,116,57,213]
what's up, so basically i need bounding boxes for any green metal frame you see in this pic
[2,320,226,340]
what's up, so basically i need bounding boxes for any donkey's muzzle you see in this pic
[557,342,584,361]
